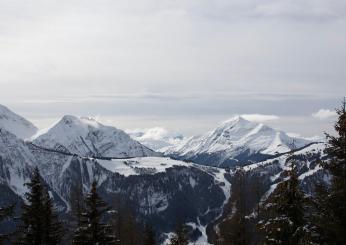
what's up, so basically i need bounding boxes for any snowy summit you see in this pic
[31,115,158,158]
[166,116,313,167]
[0,104,38,140]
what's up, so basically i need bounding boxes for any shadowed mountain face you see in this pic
[166,116,312,167]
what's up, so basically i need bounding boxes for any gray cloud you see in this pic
[0,0,344,136]
[312,109,338,120]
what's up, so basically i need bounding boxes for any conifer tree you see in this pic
[307,182,333,244]
[73,180,117,244]
[114,204,140,245]
[42,188,64,244]
[222,169,248,245]
[314,98,346,244]
[19,167,63,245]
[19,167,45,244]
[257,164,305,245]
[70,184,84,227]
[143,223,156,245]
[169,222,189,245]
[0,204,14,244]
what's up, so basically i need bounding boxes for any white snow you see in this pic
[243,142,326,172]
[167,116,312,163]
[187,218,211,245]
[243,142,327,201]
[189,176,197,188]
[0,104,38,140]
[60,156,73,177]
[98,157,191,177]
[31,115,157,158]
[298,165,322,180]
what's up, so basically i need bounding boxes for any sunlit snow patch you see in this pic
[98,157,191,177]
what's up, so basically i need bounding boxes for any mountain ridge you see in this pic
[0,104,38,140]
[31,115,159,158]
[166,116,313,167]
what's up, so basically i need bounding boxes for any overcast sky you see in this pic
[0,0,345,137]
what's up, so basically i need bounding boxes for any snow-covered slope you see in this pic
[127,127,185,152]
[0,128,36,196]
[214,142,328,239]
[243,142,328,203]
[98,157,191,177]
[0,128,67,212]
[167,116,312,167]
[31,115,158,158]
[0,104,38,140]
[1,129,231,243]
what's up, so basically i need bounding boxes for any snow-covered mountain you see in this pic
[127,127,185,152]
[0,128,67,211]
[0,122,230,243]
[212,141,328,240]
[0,106,331,243]
[0,104,38,140]
[31,115,158,158]
[166,116,313,167]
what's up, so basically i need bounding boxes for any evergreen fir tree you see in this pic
[70,184,84,227]
[73,180,117,244]
[169,222,189,245]
[18,167,63,245]
[221,169,248,245]
[257,163,305,245]
[143,223,156,245]
[42,188,64,244]
[114,205,140,245]
[19,167,45,244]
[67,184,85,243]
[307,182,333,244]
[315,98,346,244]
[0,204,14,244]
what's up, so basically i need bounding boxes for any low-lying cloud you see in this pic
[312,109,337,120]
[241,114,280,123]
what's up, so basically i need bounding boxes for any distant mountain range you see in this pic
[0,104,327,243]
[165,116,313,167]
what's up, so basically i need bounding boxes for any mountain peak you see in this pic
[222,115,245,123]
[166,117,312,167]
[32,114,158,158]
[59,115,102,129]
[0,104,38,140]
[220,116,253,128]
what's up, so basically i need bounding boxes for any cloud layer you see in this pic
[312,109,337,120]
[241,114,280,123]
[0,0,344,137]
